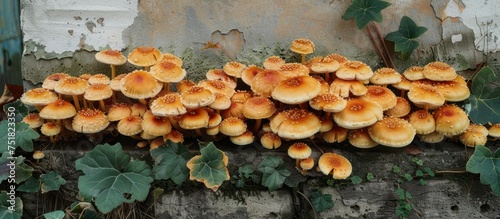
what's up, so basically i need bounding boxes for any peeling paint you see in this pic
[451,34,462,43]
[21,0,139,55]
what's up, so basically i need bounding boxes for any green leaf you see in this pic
[419,179,427,185]
[392,165,400,173]
[0,152,33,184]
[238,165,255,179]
[366,172,375,181]
[310,189,335,212]
[415,170,424,177]
[67,202,102,219]
[467,66,500,124]
[151,140,191,185]
[0,120,39,153]
[43,210,65,219]
[404,174,413,181]
[257,156,290,191]
[466,145,500,195]
[395,188,405,200]
[186,142,230,191]
[424,167,435,177]
[17,176,40,193]
[405,191,412,199]
[326,179,335,187]
[41,171,66,193]
[0,190,23,219]
[350,175,363,185]
[75,143,153,214]
[342,0,391,29]
[412,157,423,166]
[385,16,427,58]
[152,187,164,202]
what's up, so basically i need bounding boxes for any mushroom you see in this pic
[329,78,368,98]
[263,56,285,70]
[348,128,378,149]
[369,67,402,86]
[209,93,232,113]
[260,132,282,149]
[278,63,310,78]
[88,74,111,85]
[223,61,247,82]
[120,70,163,105]
[318,152,352,180]
[198,80,235,97]
[84,84,113,111]
[41,122,61,143]
[150,92,187,117]
[149,137,166,150]
[150,60,187,91]
[402,66,425,81]
[368,117,416,148]
[251,69,287,98]
[408,110,436,135]
[230,130,255,146]
[20,88,58,112]
[269,108,321,140]
[309,93,347,119]
[360,86,397,111]
[39,99,77,125]
[159,53,183,67]
[106,103,132,122]
[42,73,69,90]
[300,157,315,174]
[333,98,383,129]
[335,61,373,81]
[423,61,457,81]
[322,124,348,144]
[310,55,341,83]
[163,129,184,143]
[385,97,411,118]
[433,104,470,137]
[32,150,45,161]
[54,77,89,111]
[271,75,321,109]
[205,69,237,89]
[178,108,210,136]
[459,124,488,147]
[219,117,247,137]
[407,83,445,111]
[241,65,264,86]
[180,86,215,109]
[288,142,312,173]
[434,75,470,102]
[72,108,110,134]
[127,46,163,71]
[95,49,127,79]
[242,96,277,133]
[117,115,143,136]
[22,113,44,129]
[488,124,500,141]
[290,38,315,64]
[418,131,445,144]
[141,110,172,137]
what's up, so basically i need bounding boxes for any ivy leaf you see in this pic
[467,66,500,124]
[350,175,363,185]
[0,190,23,219]
[0,152,33,184]
[17,176,40,193]
[43,210,65,219]
[342,0,391,29]
[0,121,39,153]
[67,202,102,219]
[186,142,230,192]
[310,189,335,213]
[257,156,290,191]
[41,171,66,193]
[150,140,192,185]
[466,145,500,196]
[366,173,375,181]
[385,16,427,59]
[238,165,255,179]
[75,143,154,214]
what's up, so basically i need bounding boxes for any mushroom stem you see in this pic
[98,100,106,112]
[145,66,151,71]
[400,90,406,97]
[139,99,148,105]
[195,128,203,137]
[299,102,308,110]
[324,72,330,84]
[252,119,262,134]
[168,117,182,131]
[110,64,117,79]
[300,54,306,64]
[83,98,89,109]
[72,95,81,111]
[163,82,170,92]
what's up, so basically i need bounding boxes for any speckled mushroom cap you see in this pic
[309,93,347,113]
[54,77,89,95]
[159,53,183,67]
[39,99,77,120]
[109,73,127,91]
[459,128,487,147]
[433,104,470,136]
[223,61,247,78]
[279,63,310,78]
[120,70,162,100]
[106,103,132,122]
[72,108,109,134]
[310,75,330,95]
[408,109,436,135]
[198,79,235,97]
[176,79,197,94]
[310,56,341,73]
[288,142,312,159]
[150,61,186,83]
[489,124,500,138]
[333,98,383,129]
[219,117,247,137]
[318,152,352,180]
[241,65,264,86]
[402,66,425,81]
[300,158,315,171]
[23,113,44,129]
[465,124,489,136]
[323,53,349,66]
[423,61,457,81]
[360,86,397,111]
[41,122,61,136]
[348,128,378,149]
[369,67,402,85]
[205,69,237,89]
[117,115,143,136]
[150,92,187,117]
[271,75,321,104]
[230,130,254,146]
[220,101,245,119]
[95,49,127,66]
[141,110,172,136]
[242,96,276,119]
[322,125,348,143]
[329,78,368,98]
[269,108,321,139]
[42,73,69,90]
[163,129,184,143]
[418,131,445,144]
[260,132,282,149]
[392,77,412,91]
[127,46,163,67]
[385,97,411,118]
[407,83,445,109]
[209,93,232,111]
[20,88,58,106]
[88,74,111,85]
[335,61,373,81]
[251,69,287,97]
[290,38,315,54]
[178,108,209,130]
[84,84,113,101]
[263,56,286,70]
[434,75,470,102]
[180,86,215,109]
[368,117,416,147]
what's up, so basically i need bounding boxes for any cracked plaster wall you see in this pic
[20,0,500,85]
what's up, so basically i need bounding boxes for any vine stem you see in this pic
[366,24,389,68]
[435,170,468,174]
[295,190,317,219]
[371,21,396,69]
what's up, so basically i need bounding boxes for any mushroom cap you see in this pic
[95,49,127,66]
[206,126,220,136]
[319,117,334,132]
[72,109,110,134]
[120,70,163,100]
[323,53,349,65]
[127,46,163,67]
[251,69,287,97]
[459,129,487,147]
[488,124,500,138]
[360,86,397,111]
[403,66,425,81]
[311,75,330,95]
[288,142,312,159]
[408,109,436,135]
[466,123,489,136]
[159,53,183,67]
[230,130,255,145]
[260,132,282,149]
[149,137,165,150]
[263,56,286,70]
[130,103,148,117]
[33,150,45,160]
[42,73,70,90]
[329,78,368,98]
[79,74,92,81]
[205,69,237,89]
[88,74,111,85]
[223,61,246,78]
[219,117,247,136]
[242,96,277,119]
[39,99,77,120]
[309,93,347,113]
[180,86,215,109]
[271,75,321,104]
[23,113,44,129]
[407,83,445,109]
[423,61,457,81]
[109,73,127,91]
[207,109,222,128]
[322,125,348,143]
[231,90,253,103]
[279,63,310,78]
[370,67,402,85]
[418,131,445,144]
[54,77,89,95]
[117,115,143,136]
[241,65,264,86]
[163,129,184,143]
[310,56,341,73]
[220,101,245,119]
[178,108,209,130]
[150,93,187,117]
[269,108,321,139]
[433,104,470,136]
[141,111,172,136]
[209,93,232,111]
[140,130,157,140]
[318,152,352,179]
[348,128,378,148]
[150,61,186,83]
[20,88,58,106]
[392,77,412,91]
[385,97,411,118]
[41,122,61,136]
[434,75,470,102]
[107,103,132,122]
[290,38,315,54]
[300,157,315,171]
[176,79,197,94]
[368,117,416,147]
[335,61,373,81]
[333,98,383,129]
[198,79,235,97]
[84,84,113,101]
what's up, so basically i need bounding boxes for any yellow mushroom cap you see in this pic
[33,150,45,160]
[41,122,61,136]
[223,61,247,78]
[150,61,187,83]
[360,86,397,111]
[54,77,89,95]
[159,53,183,67]
[369,67,402,85]
[106,103,132,122]
[178,108,209,130]
[241,65,264,86]
[109,73,127,91]
[335,61,373,81]
[95,49,127,66]
[163,129,184,143]
[279,63,310,77]
[72,109,110,134]
[219,117,247,137]
[88,74,111,85]
[488,124,500,138]
[408,109,436,135]
[333,98,383,129]
[459,130,487,147]
[270,108,321,139]
[329,78,368,98]
[205,69,237,89]
[42,73,69,90]
[300,157,315,171]
[434,75,470,102]
[418,131,445,144]
[120,70,163,100]
[309,93,347,113]
[318,152,352,179]
[20,88,58,107]
[230,130,255,145]
[242,96,277,119]
[150,93,187,117]
[141,111,172,136]
[260,132,282,149]
[127,46,163,67]
[176,79,197,94]
[408,83,445,109]
[322,125,348,143]
[39,99,77,120]
[368,117,416,147]
[180,86,215,109]
[198,79,235,97]
[385,97,411,118]
[402,66,425,81]
[433,104,470,136]
[348,128,378,149]
[423,61,457,81]
[117,115,143,136]
[149,137,165,151]
[288,142,312,159]
[263,56,286,70]
[23,113,44,129]
[290,38,315,54]
[251,69,287,98]
[271,75,321,104]
[209,93,232,111]
[84,84,113,101]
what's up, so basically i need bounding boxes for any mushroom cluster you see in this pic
[19,40,496,179]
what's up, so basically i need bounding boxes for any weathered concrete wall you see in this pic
[20,0,500,85]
